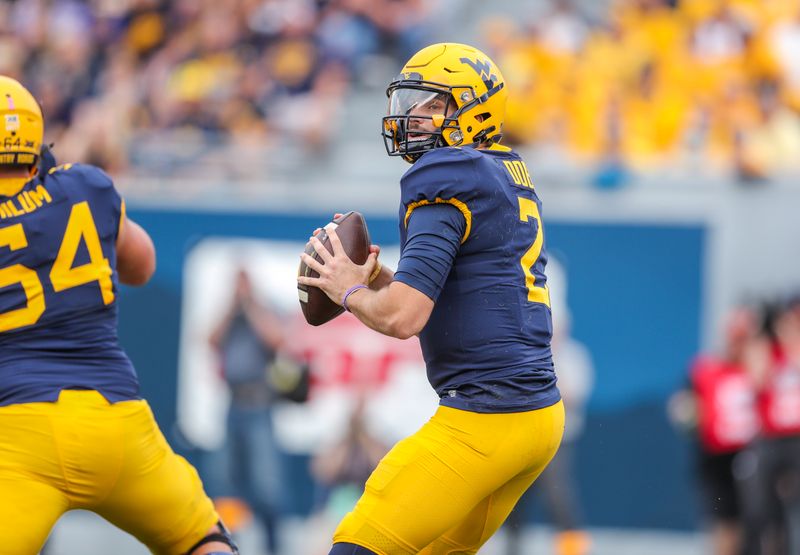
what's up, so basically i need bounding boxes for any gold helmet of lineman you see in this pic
[0,76,43,172]
[382,42,507,163]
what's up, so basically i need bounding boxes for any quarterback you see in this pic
[0,76,237,555]
[299,43,564,554]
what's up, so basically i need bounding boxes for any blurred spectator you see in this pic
[0,0,432,176]
[318,0,434,73]
[5,0,800,180]
[536,0,589,56]
[591,93,632,189]
[737,297,800,555]
[689,3,750,66]
[486,0,800,180]
[208,267,287,555]
[737,81,800,178]
[767,6,800,110]
[310,393,389,514]
[308,392,389,555]
[668,306,761,555]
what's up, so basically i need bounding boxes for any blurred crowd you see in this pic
[3,0,800,182]
[0,0,435,175]
[670,297,800,555]
[488,0,800,183]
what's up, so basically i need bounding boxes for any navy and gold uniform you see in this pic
[396,145,558,413]
[0,164,136,405]
[0,164,218,554]
[333,145,563,555]
[331,43,564,555]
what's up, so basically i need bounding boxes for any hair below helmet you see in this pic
[382,43,507,163]
[0,76,43,170]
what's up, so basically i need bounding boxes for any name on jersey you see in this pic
[0,153,36,165]
[503,160,534,189]
[0,184,53,220]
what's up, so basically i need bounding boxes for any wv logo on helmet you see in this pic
[460,58,498,91]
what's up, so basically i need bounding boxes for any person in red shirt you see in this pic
[737,297,800,555]
[669,306,760,555]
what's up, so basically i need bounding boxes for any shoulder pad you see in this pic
[47,163,114,190]
[400,147,479,207]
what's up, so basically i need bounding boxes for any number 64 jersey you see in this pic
[0,164,138,406]
[396,145,560,413]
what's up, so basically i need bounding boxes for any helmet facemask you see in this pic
[382,86,461,163]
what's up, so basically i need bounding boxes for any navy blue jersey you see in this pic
[0,163,138,406]
[395,146,559,413]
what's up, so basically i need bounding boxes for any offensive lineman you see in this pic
[0,76,237,555]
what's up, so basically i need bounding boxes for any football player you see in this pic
[0,76,237,555]
[298,43,564,554]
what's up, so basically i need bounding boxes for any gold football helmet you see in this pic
[0,76,43,171]
[382,43,507,163]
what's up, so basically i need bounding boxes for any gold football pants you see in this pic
[0,390,219,555]
[334,400,565,554]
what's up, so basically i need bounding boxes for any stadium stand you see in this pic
[2,0,799,182]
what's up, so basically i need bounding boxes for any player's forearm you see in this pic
[347,282,423,339]
[346,287,403,337]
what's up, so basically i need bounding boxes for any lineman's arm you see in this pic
[116,217,156,286]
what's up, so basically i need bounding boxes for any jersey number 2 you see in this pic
[518,196,550,307]
[0,201,115,332]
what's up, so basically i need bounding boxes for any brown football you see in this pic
[297,211,371,326]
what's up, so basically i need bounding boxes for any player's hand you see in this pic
[298,228,378,306]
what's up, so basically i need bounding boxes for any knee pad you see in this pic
[184,520,239,555]
[329,542,379,555]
